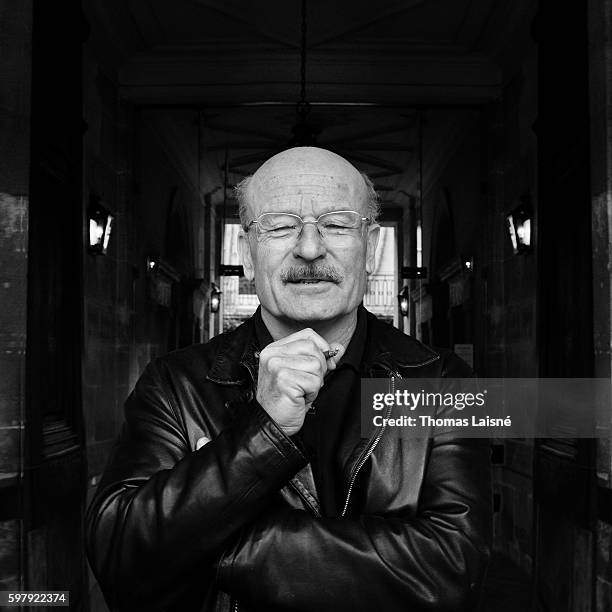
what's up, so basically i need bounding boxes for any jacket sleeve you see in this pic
[85,359,307,611]
[217,354,492,612]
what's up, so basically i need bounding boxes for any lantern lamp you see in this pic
[210,282,222,313]
[506,197,532,254]
[88,197,114,255]
[397,286,410,317]
[146,256,158,272]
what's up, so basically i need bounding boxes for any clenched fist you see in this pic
[256,329,345,436]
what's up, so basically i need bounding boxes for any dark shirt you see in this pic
[253,307,367,517]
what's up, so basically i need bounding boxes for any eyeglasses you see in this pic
[245,210,370,243]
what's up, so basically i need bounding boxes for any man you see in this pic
[86,147,491,611]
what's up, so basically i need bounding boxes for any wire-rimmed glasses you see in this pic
[245,210,370,243]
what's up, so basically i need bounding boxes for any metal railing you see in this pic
[364,274,396,308]
[221,277,259,312]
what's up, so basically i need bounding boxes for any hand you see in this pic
[256,329,345,436]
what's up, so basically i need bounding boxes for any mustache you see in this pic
[281,265,343,283]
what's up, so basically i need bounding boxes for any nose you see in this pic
[292,221,327,261]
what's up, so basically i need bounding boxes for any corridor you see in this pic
[0,0,611,610]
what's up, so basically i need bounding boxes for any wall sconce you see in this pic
[397,286,410,317]
[505,197,532,254]
[146,256,158,273]
[463,256,474,272]
[210,282,222,313]
[88,196,113,255]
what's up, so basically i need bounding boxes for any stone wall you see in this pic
[420,38,539,575]
[482,63,538,575]
[81,50,201,612]
[0,0,31,591]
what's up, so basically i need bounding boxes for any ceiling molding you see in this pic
[191,0,428,49]
[127,0,165,47]
[119,83,501,106]
[119,51,501,105]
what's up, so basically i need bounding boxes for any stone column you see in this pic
[588,0,612,608]
[0,0,32,591]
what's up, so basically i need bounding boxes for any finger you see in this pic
[276,369,323,400]
[262,339,327,373]
[304,389,318,407]
[271,328,330,353]
[266,354,326,379]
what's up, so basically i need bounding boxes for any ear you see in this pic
[238,229,255,280]
[365,223,380,274]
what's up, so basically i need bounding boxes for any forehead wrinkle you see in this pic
[254,174,357,202]
[267,187,352,200]
[264,199,350,218]
[262,173,351,190]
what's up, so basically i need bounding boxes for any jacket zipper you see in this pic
[341,369,402,517]
[341,399,393,517]
[340,354,440,517]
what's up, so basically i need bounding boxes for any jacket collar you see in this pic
[205,317,259,385]
[360,308,440,374]
[206,306,440,386]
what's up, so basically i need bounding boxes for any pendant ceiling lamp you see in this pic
[289,0,319,146]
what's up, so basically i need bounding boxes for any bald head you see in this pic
[236,147,379,228]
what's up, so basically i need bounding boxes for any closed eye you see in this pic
[269,224,297,231]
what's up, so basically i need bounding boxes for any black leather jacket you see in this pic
[86,309,492,612]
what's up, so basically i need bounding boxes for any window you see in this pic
[364,225,398,327]
[221,222,259,331]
